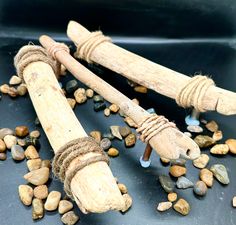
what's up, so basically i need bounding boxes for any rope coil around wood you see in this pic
[176,75,215,112]
[136,114,176,143]
[52,137,109,199]
[74,31,111,63]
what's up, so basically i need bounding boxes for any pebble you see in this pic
[24,167,50,185]
[41,159,51,169]
[210,144,229,155]
[118,183,128,194]
[134,85,148,93]
[119,126,131,138]
[206,120,218,132]
[225,139,236,154]
[200,168,214,187]
[170,158,186,166]
[184,132,192,138]
[176,176,194,189]
[0,152,7,160]
[0,139,6,152]
[27,159,42,171]
[109,104,119,113]
[146,108,156,114]
[94,102,106,111]
[15,126,29,137]
[93,95,104,103]
[121,194,132,212]
[192,154,209,169]
[74,89,87,104]
[104,108,110,116]
[65,80,79,94]
[90,130,102,143]
[100,138,111,150]
[124,117,138,128]
[34,185,48,199]
[61,211,79,225]
[4,135,17,149]
[30,130,40,139]
[168,192,177,202]
[25,145,39,159]
[102,132,114,140]
[17,138,26,147]
[25,136,40,148]
[132,98,139,105]
[0,128,14,139]
[8,87,18,97]
[44,191,61,211]
[212,130,223,141]
[233,196,236,208]
[169,165,187,177]
[17,84,28,96]
[157,201,172,212]
[18,184,34,206]
[187,125,203,133]
[173,198,190,216]
[210,164,230,185]
[110,126,122,140]
[0,84,10,94]
[108,147,119,157]
[85,89,94,98]
[11,145,25,161]
[200,119,208,124]
[194,135,215,148]
[159,175,175,193]
[58,200,73,214]
[125,133,136,147]
[67,98,76,109]
[193,181,207,196]
[9,75,22,85]
[160,157,170,164]
[32,198,44,220]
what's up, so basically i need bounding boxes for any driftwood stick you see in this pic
[39,35,200,160]
[14,46,125,213]
[67,20,236,116]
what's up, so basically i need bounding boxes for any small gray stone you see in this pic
[65,80,79,94]
[100,138,111,150]
[159,175,175,193]
[193,181,207,196]
[110,126,122,140]
[210,164,230,185]
[93,95,104,103]
[11,145,25,161]
[119,126,131,138]
[176,176,194,189]
[170,158,186,166]
[61,211,79,225]
[0,128,14,139]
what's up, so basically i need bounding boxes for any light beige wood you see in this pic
[23,61,125,213]
[39,35,200,160]
[67,20,236,116]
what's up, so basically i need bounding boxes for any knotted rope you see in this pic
[74,31,111,63]
[52,137,109,199]
[176,75,215,112]
[136,114,176,143]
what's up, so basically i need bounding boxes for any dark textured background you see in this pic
[0,1,236,225]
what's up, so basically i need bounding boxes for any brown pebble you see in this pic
[90,130,102,143]
[193,180,208,196]
[167,192,177,202]
[0,152,7,160]
[173,198,190,216]
[61,211,79,225]
[194,135,215,148]
[0,84,10,94]
[125,133,136,147]
[192,154,209,169]
[74,88,87,104]
[32,198,44,220]
[25,145,39,159]
[225,139,236,154]
[34,185,48,199]
[119,126,131,138]
[157,201,172,212]
[58,200,73,214]
[17,84,27,96]
[169,165,187,177]
[8,87,18,97]
[121,194,132,212]
[124,117,138,128]
[67,98,76,109]
[212,130,223,141]
[109,103,120,113]
[200,168,214,187]
[210,144,229,155]
[104,108,110,117]
[30,130,40,139]
[44,191,61,211]
[15,126,29,137]
[206,120,218,132]
[0,139,6,152]
[18,184,34,206]
[134,85,148,93]
[9,75,22,85]
[85,89,94,98]
[108,147,119,157]
[24,167,50,185]
[3,135,17,149]
[27,158,42,171]
[118,183,128,194]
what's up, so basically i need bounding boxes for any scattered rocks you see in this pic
[94,102,106,111]
[170,158,186,166]
[32,198,44,220]
[118,183,128,194]
[61,211,79,225]
[85,89,94,98]
[124,117,138,128]
[0,139,6,152]
[27,159,42,171]
[15,126,29,137]
[119,126,131,138]
[109,104,119,113]
[159,175,175,193]
[24,167,50,185]
[210,144,229,155]
[108,147,119,157]
[187,125,203,133]
[121,194,132,212]
[41,159,51,169]
[65,80,79,94]
[0,128,14,139]
[58,200,73,214]
[193,154,209,169]
[100,138,111,150]
[157,201,172,212]
[0,152,7,160]
[169,165,187,177]
[44,191,61,211]
[0,84,10,94]
[168,192,177,202]
[160,157,170,164]
[34,185,48,200]
[4,135,17,149]
[9,75,22,85]
[193,181,207,196]
[212,130,223,141]
[173,198,190,216]
[205,120,218,132]
[110,126,122,140]
[11,145,25,161]
[90,130,101,143]
[17,84,27,96]
[225,139,236,154]
[74,89,87,104]
[176,176,194,189]
[210,164,230,185]
[134,85,148,93]
[233,196,236,208]
[93,95,104,103]
[67,98,76,109]
[194,135,215,148]
[200,168,213,187]
[18,184,34,206]
[25,145,39,159]
[30,130,40,139]
[104,108,110,117]
[125,133,136,147]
